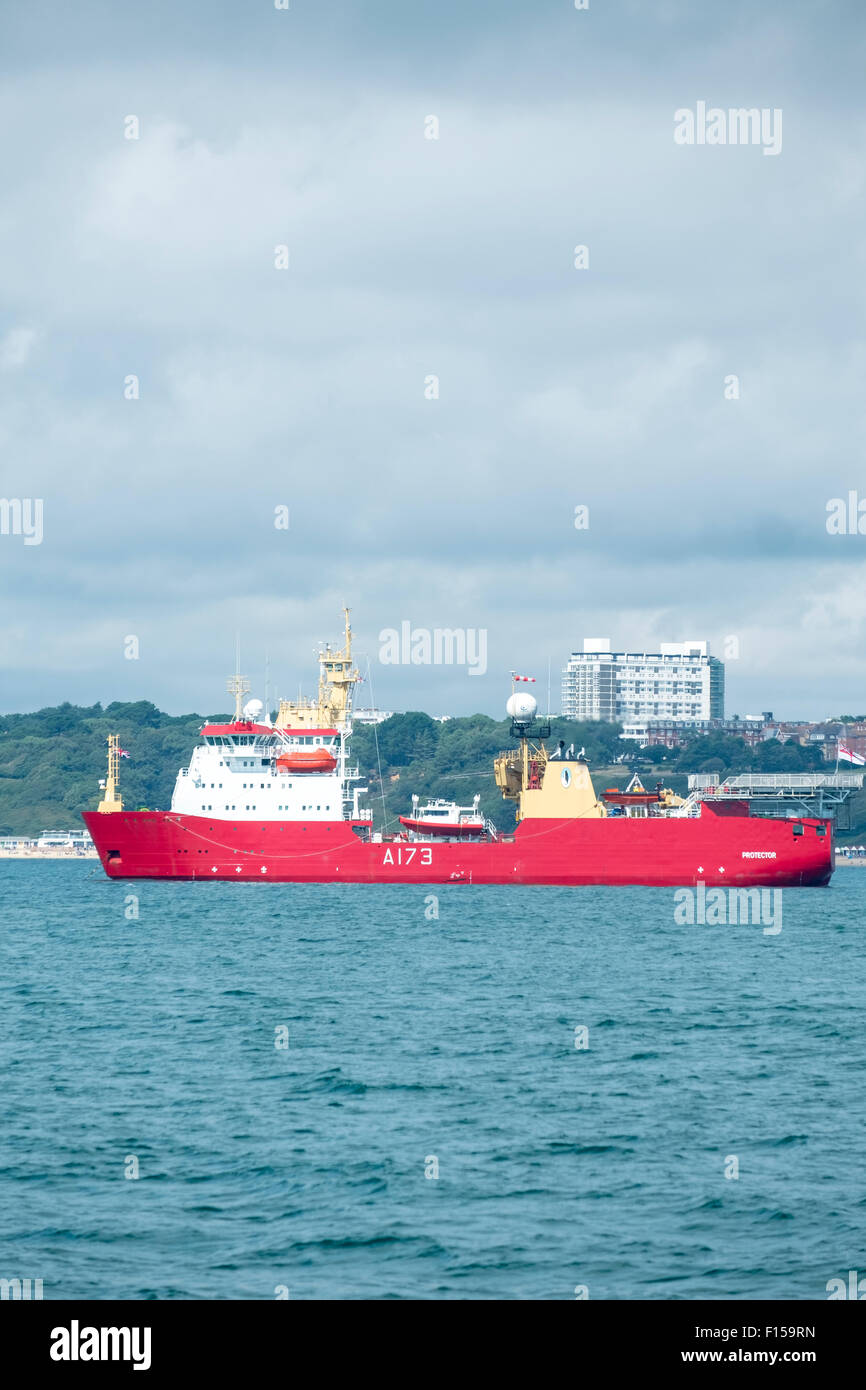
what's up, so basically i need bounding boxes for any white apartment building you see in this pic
[562,639,725,724]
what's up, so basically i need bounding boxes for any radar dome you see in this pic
[506,692,537,723]
[243,698,264,721]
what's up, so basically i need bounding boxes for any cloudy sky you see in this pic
[1,0,865,720]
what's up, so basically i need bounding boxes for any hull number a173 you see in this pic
[382,847,434,865]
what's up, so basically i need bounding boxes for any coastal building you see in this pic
[352,708,395,725]
[562,639,724,725]
[622,714,866,760]
[0,830,95,856]
[35,830,94,850]
[763,720,866,762]
[626,714,771,749]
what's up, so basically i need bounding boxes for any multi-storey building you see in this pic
[562,639,724,724]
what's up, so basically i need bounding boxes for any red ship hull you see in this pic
[82,805,833,887]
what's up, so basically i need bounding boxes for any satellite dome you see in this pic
[506,692,537,723]
[243,698,264,721]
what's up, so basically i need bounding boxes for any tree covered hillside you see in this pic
[0,702,226,837]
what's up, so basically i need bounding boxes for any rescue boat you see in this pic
[399,794,486,838]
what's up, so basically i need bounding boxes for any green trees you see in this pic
[667,734,825,775]
[0,703,207,836]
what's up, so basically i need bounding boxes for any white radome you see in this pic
[243,698,265,721]
[506,692,537,723]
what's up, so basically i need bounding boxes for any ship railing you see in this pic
[731,772,865,790]
[688,771,865,791]
[484,818,499,841]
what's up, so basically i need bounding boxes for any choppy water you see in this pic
[1,861,864,1300]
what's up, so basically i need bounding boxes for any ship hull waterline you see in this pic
[82,810,833,887]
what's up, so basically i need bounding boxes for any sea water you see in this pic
[0,861,863,1300]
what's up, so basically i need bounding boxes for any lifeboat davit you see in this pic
[276,749,337,774]
[601,788,660,806]
[601,774,661,807]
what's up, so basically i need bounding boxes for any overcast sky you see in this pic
[1,0,865,720]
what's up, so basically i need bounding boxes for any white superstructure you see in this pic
[170,717,369,823]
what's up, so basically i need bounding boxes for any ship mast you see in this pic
[226,673,251,722]
[98,734,124,814]
[275,607,360,731]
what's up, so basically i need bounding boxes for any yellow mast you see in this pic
[494,683,605,822]
[275,607,361,730]
[98,734,124,813]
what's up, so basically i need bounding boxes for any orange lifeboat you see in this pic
[276,749,337,774]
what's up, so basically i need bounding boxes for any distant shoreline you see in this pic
[0,850,98,860]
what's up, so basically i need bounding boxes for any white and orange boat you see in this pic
[399,795,486,838]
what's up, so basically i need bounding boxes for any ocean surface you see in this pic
[1,860,864,1301]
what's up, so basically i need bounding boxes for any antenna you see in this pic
[227,673,251,721]
[227,639,250,722]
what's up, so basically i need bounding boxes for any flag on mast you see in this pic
[838,742,865,766]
